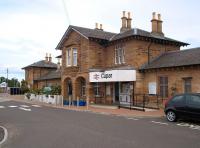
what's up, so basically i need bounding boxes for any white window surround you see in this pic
[66,48,78,67]
[115,47,125,64]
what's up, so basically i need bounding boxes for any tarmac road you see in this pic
[0,99,200,148]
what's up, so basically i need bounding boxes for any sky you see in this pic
[0,0,200,81]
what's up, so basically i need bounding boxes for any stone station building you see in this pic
[55,11,199,105]
[22,54,61,89]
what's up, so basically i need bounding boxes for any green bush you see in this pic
[50,85,61,95]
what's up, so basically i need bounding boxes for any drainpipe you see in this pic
[147,42,152,65]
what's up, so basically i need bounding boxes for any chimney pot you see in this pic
[152,12,157,20]
[95,23,98,29]
[128,12,131,19]
[45,53,48,62]
[157,14,161,21]
[120,11,127,33]
[100,24,103,30]
[123,11,126,17]
[127,12,132,29]
[48,53,52,62]
[157,13,164,36]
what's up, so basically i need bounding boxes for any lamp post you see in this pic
[6,68,8,93]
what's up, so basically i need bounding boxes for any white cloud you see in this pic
[0,0,200,80]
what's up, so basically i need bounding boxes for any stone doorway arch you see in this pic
[75,77,86,99]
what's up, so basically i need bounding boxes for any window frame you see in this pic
[159,76,168,98]
[72,48,78,66]
[94,82,100,97]
[115,47,125,64]
[183,77,192,93]
[66,48,71,66]
[66,48,78,67]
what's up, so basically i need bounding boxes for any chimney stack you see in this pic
[127,12,132,29]
[120,11,127,33]
[48,53,52,63]
[151,12,164,36]
[45,53,48,62]
[151,12,158,34]
[95,23,99,29]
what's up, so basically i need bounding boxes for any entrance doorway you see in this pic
[67,80,72,96]
[113,82,134,105]
[114,82,119,102]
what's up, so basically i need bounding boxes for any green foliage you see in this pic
[21,79,29,93]
[0,77,6,83]
[25,85,61,96]
[50,85,61,95]
[0,76,20,87]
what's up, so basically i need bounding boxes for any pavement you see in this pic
[0,94,165,118]
[0,98,200,148]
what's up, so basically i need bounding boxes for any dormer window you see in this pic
[66,48,78,67]
[115,47,125,64]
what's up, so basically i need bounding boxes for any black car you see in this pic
[164,93,200,122]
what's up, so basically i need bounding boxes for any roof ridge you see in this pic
[165,47,200,55]
[70,25,117,35]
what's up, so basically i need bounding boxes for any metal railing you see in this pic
[118,94,165,111]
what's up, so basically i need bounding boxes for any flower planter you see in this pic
[63,100,70,105]
[79,100,86,106]
[73,100,77,106]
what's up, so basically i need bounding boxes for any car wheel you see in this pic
[166,110,177,122]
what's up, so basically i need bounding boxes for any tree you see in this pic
[8,78,20,87]
[0,77,6,83]
[21,79,29,93]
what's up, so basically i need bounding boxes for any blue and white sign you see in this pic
[89,70,136,82]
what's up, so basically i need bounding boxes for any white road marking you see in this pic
[151,121,169,125]
[0,106,5,108]
[19,107,31,111]
[31,105,41,108]
[98,112,110,115]
[177,122,200,131]
[177,123,190,127]
[126,117,139,120]
[189,125,200,130]
[8,105,18,108]
[20,105,30,108]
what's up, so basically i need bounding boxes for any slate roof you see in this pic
[56,25,188,49]
[22,60,57,69]
[110,28,187,45]
[34,70,61,81]
[140,47,200,70]
[56,25,116,49]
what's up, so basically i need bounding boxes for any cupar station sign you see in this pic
[89,70,136,82]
